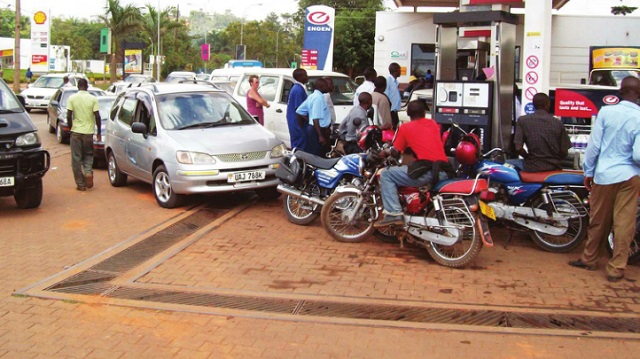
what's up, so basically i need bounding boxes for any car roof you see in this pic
[127,83,226,95]
[209,67,350,79]
[168,71,196,76]
[40,73,87,78]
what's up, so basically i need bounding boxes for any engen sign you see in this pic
[302,5,334,71]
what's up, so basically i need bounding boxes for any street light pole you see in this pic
[156,0,161,80]
[13,0,21,93]
[240,3,262,50]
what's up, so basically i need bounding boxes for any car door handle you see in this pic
[276,109,283,113]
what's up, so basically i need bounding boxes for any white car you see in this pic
[213,68,358,148]
[21,73,89,112]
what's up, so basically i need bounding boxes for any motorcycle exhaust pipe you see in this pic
[277,185,325,206]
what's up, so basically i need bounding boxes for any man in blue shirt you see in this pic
[569,76,640,282]
[385,63,402,129]
[287,69,308,150]
[296,78,331,156]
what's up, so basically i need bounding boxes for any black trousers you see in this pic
[390,111,399,130]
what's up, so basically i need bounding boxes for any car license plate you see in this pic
[479,200,496,221]
[0,177,15,187]
[228,171,265,183]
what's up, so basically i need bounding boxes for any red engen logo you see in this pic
[603,95,620,105]
[307,11,331,25]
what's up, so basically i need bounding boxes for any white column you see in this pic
[520,0,552,116]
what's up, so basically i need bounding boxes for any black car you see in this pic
[0,79,50,209]
[46,86,107,144]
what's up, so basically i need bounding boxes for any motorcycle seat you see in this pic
[520,170,584,185]
[294,151,341,169]
[434,178,488,194]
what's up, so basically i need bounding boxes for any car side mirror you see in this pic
[131,122,148,137]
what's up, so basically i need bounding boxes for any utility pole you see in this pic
[13,0,21,93]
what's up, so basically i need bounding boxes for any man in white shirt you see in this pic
[354,67,377,107]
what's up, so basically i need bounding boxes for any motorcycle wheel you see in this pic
[320,191,375,243]
[425,210,483,268]
[529,197,587,253]
[606,207,640,264]
[283,194,320,225]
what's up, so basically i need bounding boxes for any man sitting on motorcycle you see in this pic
[512,92,571,172]
[338,92,372,154]
[374,100,452,227]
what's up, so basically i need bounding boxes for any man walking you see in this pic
[287,68,308,151]
[67,78,101,191]
[385,63,402,129]
[569,76,640,282]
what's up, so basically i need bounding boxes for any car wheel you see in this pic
[153,165,184,209]
[14,179,43,209]
[47,116,55,134]
[56,122,68,144]
[107,151,127,187]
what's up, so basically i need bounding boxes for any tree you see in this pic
[140,4,181,79]
[611,0,638,15]
[99,0,142,83]
[0,8,30,38]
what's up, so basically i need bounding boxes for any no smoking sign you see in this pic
[525,71,538,85]
[524,87,538,101]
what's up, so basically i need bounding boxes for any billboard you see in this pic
[554,88,621,118]
[302,5,334,72]
[124,49,142,74]
[49,45,71,72]
[30,11,51,73]
[590,46,640,70]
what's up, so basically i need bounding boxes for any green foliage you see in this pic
[51,18,102,60]
[0,8,30,37]
[99,0,143,82]
[611,5,638,15]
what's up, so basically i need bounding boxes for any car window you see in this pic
[237,75,279,102]
[281,80,293,103]
[98,99,114,120]
[134,92,157,135]
[156,92,255,130]
[307,76,357,105]
[0,81,22,111]
[52,90,62,102]
[31,76,64,88]
[117,97,137,127]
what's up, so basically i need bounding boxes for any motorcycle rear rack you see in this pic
[549,190,589,218]
[441,197,475,228]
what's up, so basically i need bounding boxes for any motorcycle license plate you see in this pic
[227,171,265,183]
[0,177,14,187]
[479,200,496,221]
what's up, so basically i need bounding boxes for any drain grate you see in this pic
[91,208,225,273]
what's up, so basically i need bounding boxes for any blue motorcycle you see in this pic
[453,130,589,253]
[276,150,366,225]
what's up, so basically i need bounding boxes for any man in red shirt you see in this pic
[374,100,449,227]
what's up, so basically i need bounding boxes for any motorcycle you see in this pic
[606,197,640,264]
[320,136,494,268]
[275,125,394,226]
[451,125,589,253]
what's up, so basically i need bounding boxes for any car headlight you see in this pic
[15,132,40,147]
[176,151,216,164]
[270,143,287,158]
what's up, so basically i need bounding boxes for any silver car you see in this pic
[104,83,286,208]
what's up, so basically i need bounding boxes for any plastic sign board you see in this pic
[554,88,620,119]
[100,28,111,54]
[31,11,51,73]
[124,49,142,74]
[590,46,640,70]
[301,49,318,70]
[303,5,334,72]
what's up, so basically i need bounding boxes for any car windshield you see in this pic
[307,76,357,105]
[156,92,256,130]
[32,76,64,88]
[0,81,23,112]
[98,98,115,120]
[60,90,106,108]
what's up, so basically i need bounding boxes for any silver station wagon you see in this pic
[104,83,286,208]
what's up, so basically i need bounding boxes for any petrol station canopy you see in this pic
[392,0,571,10]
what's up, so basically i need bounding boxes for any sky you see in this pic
[5,0,640,19]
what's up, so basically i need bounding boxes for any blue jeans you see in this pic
[380,165,447,215]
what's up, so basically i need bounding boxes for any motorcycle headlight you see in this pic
[15,132,40,147]
[176,151,216,164]
[270,143,287,158]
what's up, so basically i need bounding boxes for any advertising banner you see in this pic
[590,46,640,70]
[201,44,210,61]
[124,49,143,74]
[303,5,334,72]
[554,88,621,118]
[301,49,318,70]
[31,11,51,73]
[49,45,71,72]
